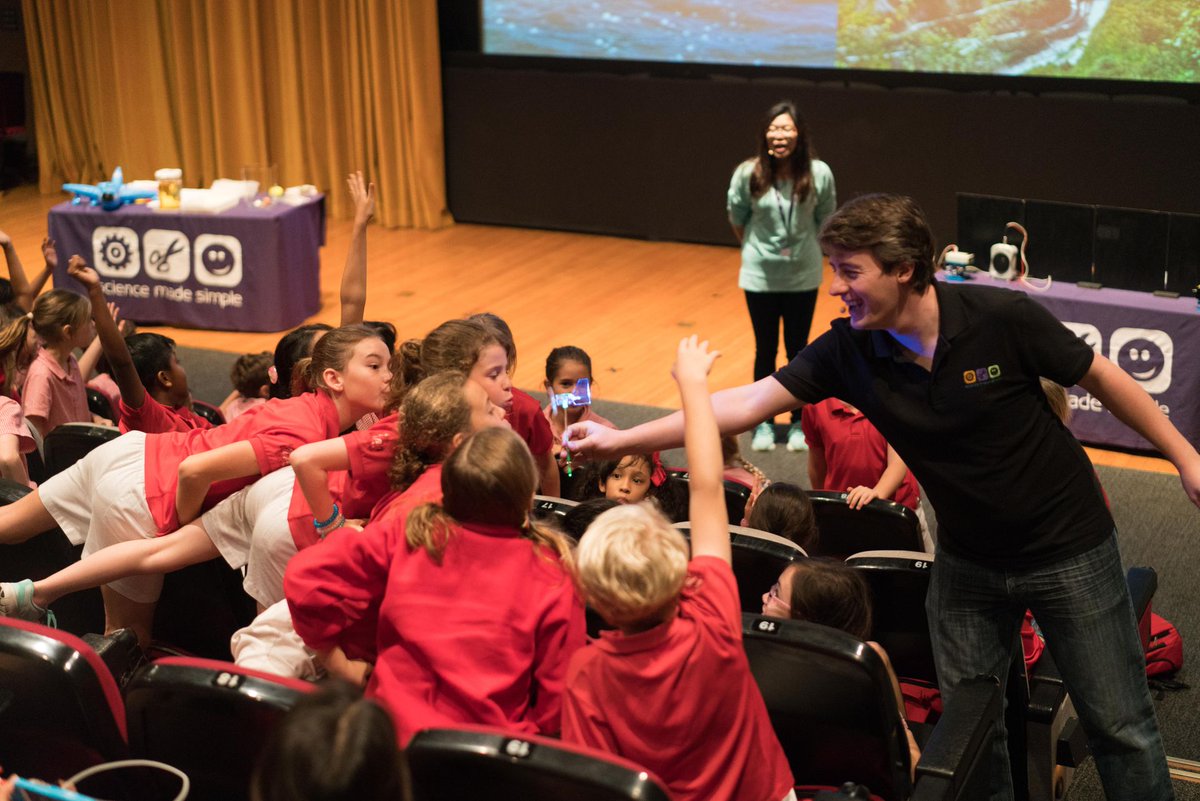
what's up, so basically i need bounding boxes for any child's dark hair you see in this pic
[232,351,274,398]
[250,681,408,801]
[545,345,592,383]
[271,323,333,400]
[571,455,689,523]
[561,497,620,541]
[390,319,500,410]
[747,482,819,553]
[294,325,384,395]
[126,333,178,391]
[468,312,515,368]
[364,320,397,354]
[0,279,13,306]
[784,558,873,641]
[388,371,475,493]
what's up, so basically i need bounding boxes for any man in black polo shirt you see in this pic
[563,194,1199,801]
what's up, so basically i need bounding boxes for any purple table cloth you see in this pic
[48,196,325,332]
[951,274,1200,452]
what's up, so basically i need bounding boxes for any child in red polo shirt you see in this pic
[563,336,794,801]
[800,396,931,550]
[232,370,510,682]
[469,313,559,496]
[0,325,392,644]
[66,258,211,435]
[286,426,585,743]
[15,287,95,437]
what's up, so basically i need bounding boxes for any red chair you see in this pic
[0,617,128,779]
[407,725,671,801]
[123,657,313,801]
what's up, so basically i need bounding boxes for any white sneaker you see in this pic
[751,422,776,452]
[786,425,809,452]
[0,579,53,625]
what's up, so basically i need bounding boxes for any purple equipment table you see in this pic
[956,274,1200,452]
[48,196,325,332]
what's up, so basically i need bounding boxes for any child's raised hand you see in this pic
[348,170,376,227]
[0,230,11,249]
[672,335,720,385]
[41,237,58,268]
[67,255,101,289]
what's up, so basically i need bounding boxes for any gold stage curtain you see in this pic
[22,0,452,229]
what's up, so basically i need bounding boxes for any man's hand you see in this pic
[348,170,376,228]
[561,420,622,463]
[67,255,101,290]
[41,237,58,268]
[845,485,880,510]
[672,335,720,386]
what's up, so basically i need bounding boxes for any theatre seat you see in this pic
[0,617,128,779]
[675,522,807,614]
[532,494,578,522]
[0,477,104,635]
[845,550,938,687]
[664,468,755,524]
[42,422,120,479]
[741,614,1000,801]
[407,725,672,801]
[87,386,117,421]
[123,656,313,801]
[190,400,226,426]
[807,491,923,558]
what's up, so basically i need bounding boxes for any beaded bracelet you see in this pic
[317,515,345,539]
[314,503,341,530]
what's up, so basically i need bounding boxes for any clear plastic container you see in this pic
[155,168,182,210]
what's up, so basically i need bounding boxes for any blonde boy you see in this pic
[562,336,794,801]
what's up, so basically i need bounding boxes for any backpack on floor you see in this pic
[1145,612,1183,678]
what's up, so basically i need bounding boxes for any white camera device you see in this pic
[989,241,1019,281]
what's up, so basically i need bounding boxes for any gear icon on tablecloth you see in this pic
[99,234,134,272]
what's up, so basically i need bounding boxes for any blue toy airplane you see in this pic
[62,166,157,211]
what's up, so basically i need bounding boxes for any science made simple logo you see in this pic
[92,227,242,288]
[962,364,1001,387]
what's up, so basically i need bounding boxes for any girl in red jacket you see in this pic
[286,426,586,743]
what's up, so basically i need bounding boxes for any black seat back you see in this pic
[87,386,116,421]
[0,618,128,778]
[0,478,104,634]
[190,400,225,426]
[846,550,938,686]
[42,422,120,479]
[408,726,672,801]
[807,491,923,559]
[664,469,755,524]
[124,656,313,801]
[675,523,806,614]
[742,614,912,800]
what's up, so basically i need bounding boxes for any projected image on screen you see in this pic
[484,1,837,67]
[483,0,1198,84]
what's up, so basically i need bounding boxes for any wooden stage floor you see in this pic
[1,183,1173,475]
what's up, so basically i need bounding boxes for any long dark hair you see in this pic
[749,100,815,202]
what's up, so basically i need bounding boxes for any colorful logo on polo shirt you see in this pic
[963,364,1001,386]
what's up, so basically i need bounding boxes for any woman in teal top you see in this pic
[727,101,836,452]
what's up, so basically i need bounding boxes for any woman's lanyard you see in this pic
[773,183,794,258]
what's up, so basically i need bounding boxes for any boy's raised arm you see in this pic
[68,256,146,409]
[673,335,729,563]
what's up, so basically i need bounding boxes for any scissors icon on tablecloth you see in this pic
[148,237,185,273]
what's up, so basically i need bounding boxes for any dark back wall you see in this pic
[443,65,1200,254]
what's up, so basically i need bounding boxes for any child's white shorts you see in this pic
[201,466,297,608]
[231,598,320,680]
[39,431,162,603]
